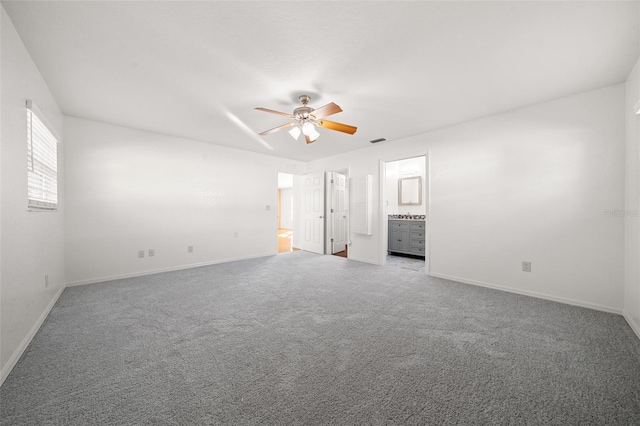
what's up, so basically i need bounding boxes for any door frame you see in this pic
[325,166,351,256]
[276,171,297,253]
[379,152,431,275]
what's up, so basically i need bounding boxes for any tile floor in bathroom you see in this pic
[385,254,426,273]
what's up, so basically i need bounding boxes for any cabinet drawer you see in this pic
[410,222,425,230]
[411,238,425,246]
[411,231,425,239]
[411,246,426,254]
[389,221,410,230]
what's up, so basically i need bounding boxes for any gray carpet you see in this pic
[1,251,639,425]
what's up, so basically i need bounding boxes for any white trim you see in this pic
[623,311,640,340]
[1,285,66,386]
[429,272,622,315]
[347,255,378,265]
[379,159,386,266]
[424,154,431,276]
[65,253,274,287]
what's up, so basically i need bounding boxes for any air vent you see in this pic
[369,138,386,144]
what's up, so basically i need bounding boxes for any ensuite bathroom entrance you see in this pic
[383,155,428,273]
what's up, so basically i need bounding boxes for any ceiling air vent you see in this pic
[369,138,386,144]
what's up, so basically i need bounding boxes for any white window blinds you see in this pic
[27,100,58,210]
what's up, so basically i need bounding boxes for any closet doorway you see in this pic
[326,170,349,258]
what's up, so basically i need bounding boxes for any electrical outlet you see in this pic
[44,274,49,288]
[138,250,145,258]
[149,249,155,257]
[234,232,239,238]
[265,205,271,211]
[522,261,531,272]
[188,245,193,253]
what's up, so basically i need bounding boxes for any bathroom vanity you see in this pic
[388,215,426,257]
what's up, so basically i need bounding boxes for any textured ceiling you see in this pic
[3,1,638,162]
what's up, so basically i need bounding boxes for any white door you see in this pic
[330,172,348,254]
[302,171,325,254]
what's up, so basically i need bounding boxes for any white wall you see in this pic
[385,156,426,216]
[280,188,293,229]
[309,85,626,313]
[64,117,305,285]
[1,6,65,382]
[624,57,640,336]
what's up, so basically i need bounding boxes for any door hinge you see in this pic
[331,208,334,213]
[331,179,334,183]
[331,238,334,242]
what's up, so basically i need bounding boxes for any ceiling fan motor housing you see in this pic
[293,106,314,121]
[294,95,314,121]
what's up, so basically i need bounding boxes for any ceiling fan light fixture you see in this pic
[308,128,320,141]
[302,122,315,136]
[288,126,301,140]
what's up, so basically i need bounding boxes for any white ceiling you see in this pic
[3,1,638,162]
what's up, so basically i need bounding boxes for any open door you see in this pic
[328,172,347,254]
[301,171,325,254]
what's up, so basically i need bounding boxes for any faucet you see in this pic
[407,212,412,219]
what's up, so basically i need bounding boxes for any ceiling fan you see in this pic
[255,95,357,144]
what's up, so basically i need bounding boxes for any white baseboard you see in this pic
[428,272,622,315]
[623,311,640,340]
[1,285,66,387]
[65,253,275,287]
[347,256,379,265]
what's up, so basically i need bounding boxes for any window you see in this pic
[26,100,58,210]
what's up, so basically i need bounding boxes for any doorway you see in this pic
[277,172,298,253]
[296,169,350,257]
[326,170,349,258]
[381,155,429,273]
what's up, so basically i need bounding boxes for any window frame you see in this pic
[26,99,59,212]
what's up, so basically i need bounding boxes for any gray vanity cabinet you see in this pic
[388,220,425,257]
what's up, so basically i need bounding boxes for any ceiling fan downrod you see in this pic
[293,95,314,122]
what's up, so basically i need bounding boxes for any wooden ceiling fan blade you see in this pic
[259,122,295,136]
[311,102,342,119]
[317,120,357,135]
[255,107,294,118]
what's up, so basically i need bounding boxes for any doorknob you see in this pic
[319,216,324,219]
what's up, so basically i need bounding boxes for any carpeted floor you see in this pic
[1,251,639,425]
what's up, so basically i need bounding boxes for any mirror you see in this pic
[398,176,422,206]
